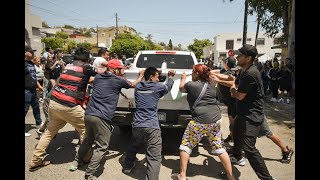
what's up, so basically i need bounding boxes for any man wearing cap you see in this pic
[230,44,275,180]
[69,59,144,180]
[25,45,44,137]
[29,47,97,171]
[211,56,237,143]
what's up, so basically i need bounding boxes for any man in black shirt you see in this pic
[230,44,275,180]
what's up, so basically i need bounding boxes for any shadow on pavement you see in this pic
[25,123,37,133]
[162,153,241,180]
[45,131,79,165]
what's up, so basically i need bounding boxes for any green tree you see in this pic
[66,40,77,54]
[77,42,92,50]
[64,24,74,29]
[41,37,64,50]
[42,21,50,28]
[55,31,69,39]
[168,39,173,50]
[187,39,212,59]
[110,33,150,57]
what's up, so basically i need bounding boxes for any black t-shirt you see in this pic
[217,69,235,106]
[235,65,264,122]
[45,60,62,80]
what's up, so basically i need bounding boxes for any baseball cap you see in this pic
[223,56,236,68]
[25,45,36,52]
[107,59,125,69]
[234,44,258,59]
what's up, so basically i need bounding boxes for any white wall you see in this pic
[213,32,282,64]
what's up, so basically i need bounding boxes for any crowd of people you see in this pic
[25,44,293,180]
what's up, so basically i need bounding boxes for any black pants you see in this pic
[124,127,162,180]
[233,115,273,180]
[270,80,279,98]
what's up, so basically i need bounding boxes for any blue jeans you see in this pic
[25,89,42,125]
[42,78,50,98]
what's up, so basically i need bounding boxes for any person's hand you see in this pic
[211,74,220,82]
[39,86,44,92]
[139,69,145,77]
[181,72,186,80]
[168,70,176,77]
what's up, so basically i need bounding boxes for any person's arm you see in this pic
[210,69,220,74]
[213,75,235,87]
[230,84,246,100]
[210,72,235,81]
[88,76,95,83]
[165,70,175,92]
[50,60,59,70]
[101,60,108,67]
[230,74,254,101]
[130,69,145,87]
[179,72,187,93]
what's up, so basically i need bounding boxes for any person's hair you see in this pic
[193,64,210,81]
[45,47,51,52]
[111,53,118,59]
[144,67,159,81]
[98,48,109,56]
[74,47,90,62]
[264,60,273,68]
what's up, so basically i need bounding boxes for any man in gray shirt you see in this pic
[123,67,175,180]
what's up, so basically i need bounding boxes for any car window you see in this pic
[136,54,194,69]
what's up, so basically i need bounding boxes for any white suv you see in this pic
[112,50,198,131]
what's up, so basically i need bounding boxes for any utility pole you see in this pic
[96,25,99,48]
[242,0,248,46]
[115,13,119,37]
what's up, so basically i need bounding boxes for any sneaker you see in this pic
[84,175,97,180]
[230,156,245,166]
[122,162,135,174]
[278,98,284,103]
[286,98,290,104]
[281,146,294,163]
[25,132,31,137]
[270,97,275,102]
[69,160,84,171]
[224,135,233,143]
[36,129,43,138]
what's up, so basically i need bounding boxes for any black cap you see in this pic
[235,44,258,59]
[25,45,36,52]
[224,56,236,68]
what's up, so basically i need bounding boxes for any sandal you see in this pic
[171,173,188,180]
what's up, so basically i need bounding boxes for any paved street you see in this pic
[25,97,295,180]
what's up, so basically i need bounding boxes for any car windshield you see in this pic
[136,54,194,69]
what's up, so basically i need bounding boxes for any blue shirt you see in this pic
[26,60,37,80]
[133,78,174,129]
[85,72,132,122]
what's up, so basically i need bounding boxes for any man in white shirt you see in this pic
[93,48,109,74]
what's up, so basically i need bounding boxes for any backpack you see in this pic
[25,61,36,90]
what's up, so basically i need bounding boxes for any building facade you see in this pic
[213,32,282,65]
[25,0,43,56]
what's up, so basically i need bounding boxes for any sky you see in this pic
[29,0,259,48]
